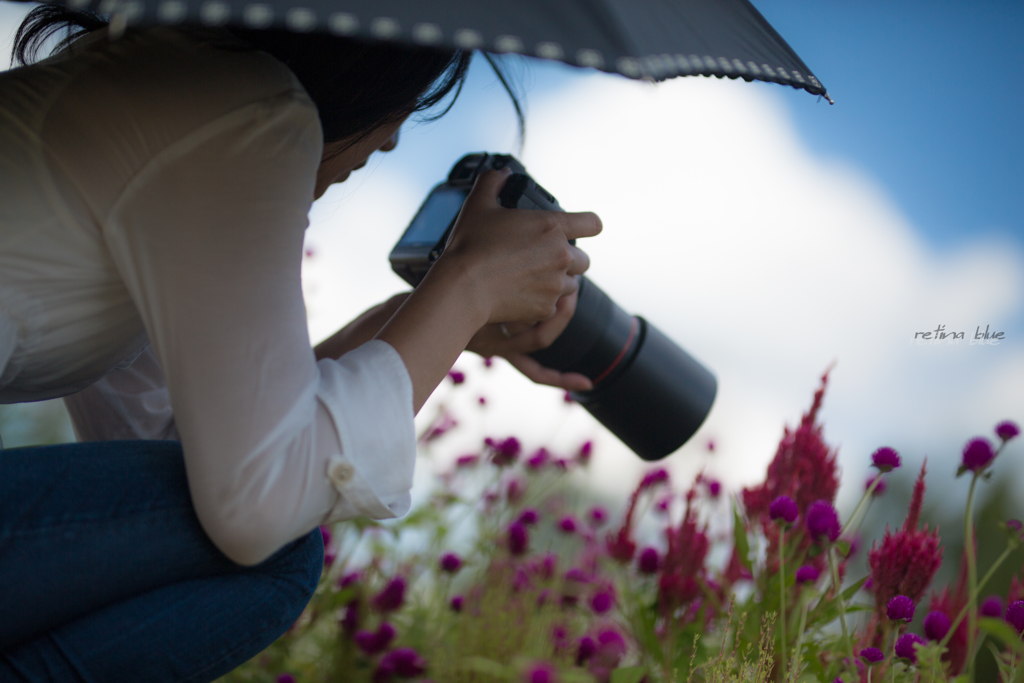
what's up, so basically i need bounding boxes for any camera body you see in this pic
[389,153,717,461]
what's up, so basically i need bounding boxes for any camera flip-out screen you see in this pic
[397,186,468,248]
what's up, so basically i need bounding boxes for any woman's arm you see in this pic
[314,293,409,361]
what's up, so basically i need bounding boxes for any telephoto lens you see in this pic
[390,153,716,461]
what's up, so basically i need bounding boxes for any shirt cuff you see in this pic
[315,339,416,523]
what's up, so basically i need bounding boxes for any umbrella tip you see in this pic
[822,92,835,105]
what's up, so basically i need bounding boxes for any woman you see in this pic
[0,7,600,680]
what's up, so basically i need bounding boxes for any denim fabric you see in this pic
[0,440,323,682]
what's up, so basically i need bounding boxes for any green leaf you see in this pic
[733,499,753,572]
[610,666,647,683]
[978,617,1024,653]
[840,576,869,602]
[459,656,512,680]
[834,539,851,557]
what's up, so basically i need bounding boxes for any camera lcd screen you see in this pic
[397,186,469,247]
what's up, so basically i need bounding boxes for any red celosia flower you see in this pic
[658,491,710,613]
[605,469,666,563]
[868,460,942,617]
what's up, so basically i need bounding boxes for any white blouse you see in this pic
[0,26,416,565]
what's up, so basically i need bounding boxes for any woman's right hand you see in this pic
[432,168,602,324]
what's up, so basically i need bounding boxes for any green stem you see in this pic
[779,526,788,680]
[940,545,1015,650]
[966,474,980,683]
[843,474,882,536]
[789,594,810,683]
[828,546,854,661]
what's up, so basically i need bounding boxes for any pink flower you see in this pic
[483,357,493,368]
[887,595,915,622]
[523,662,558,683]
[355,622,396,655]
[558,516,578,534]
[373,577,407,613]
[526,448,550,470]
[518,508,539,526]
[894,633,925,663]
[866,475,887,496]
[577,440,594,465]
[638,547,661,574]
[859,647,884,664]
[981,595,1004,617]
[439,552,462,574]
[871,447,901,473]
[377,647,426,678]
[336,569,359,590]
[654,495,672,515]
[450,595,463,612]
[923,611,950,640]
[447,369,465,384]
[1006,601,1024,634]
[706,479,722,498]
[277,675,296,683]
[455,454,479,469]
[340,599,360,634]
[805,500,840,543]
[996,420,1020,442]
[639,468,670,490]
[588,506,609,528]
[961,437,995,473]
[420,410,458,444]
[575,636,597,665]
[488,436,522,467]
[593,629,627,668]
[795,565,820,584]
[508,522,529,556]
[769,495,799,525]
[478,395,487,405]
[590,588,615,614]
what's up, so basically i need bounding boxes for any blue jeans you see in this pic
[0,440,323,682]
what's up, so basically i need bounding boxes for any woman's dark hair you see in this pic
[12,6,524,146]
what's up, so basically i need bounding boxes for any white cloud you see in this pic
[303,74,1024,507]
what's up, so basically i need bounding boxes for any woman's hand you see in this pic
[466,290,593,392]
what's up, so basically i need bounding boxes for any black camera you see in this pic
[389,153,716,461]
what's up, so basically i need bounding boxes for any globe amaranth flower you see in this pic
[894,633,925,663]
[319,525,333,547]
[450,595,464,612]
[654,495,673,515]
[577,440,594,464]
[996,420,1020,442]
[376,647,427,679]
[887,595,916,622]
[277,675,296,683]
[455,454,479,469]
[526,448,550,470]
[871,447,901,473]
[859,647,884,664]
[638,547,661,574]
[769,495,799,525]
[508,521,529,555]
[588,506,608,528]
[575,636,597,665]
[523,662,558,683]
[981,595,1005,617]
[795,565,820,584]
[487,436,522,467]
[355,622,397,655]
[1006,600,1024,634]
[439,552,462,574]
[447,369,465,384]
[961,437,995,473]
[518,508,539,526]
[558,515,578,534]
[639,468,670,490]
[372,577,406,612]
[866,475,887,496]
[923,610,951,640]
[806,500,841,543]
[590,588,615,614]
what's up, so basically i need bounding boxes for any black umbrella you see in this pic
[47,0,830,100]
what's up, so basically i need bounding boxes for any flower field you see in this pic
[218,371,1021,683]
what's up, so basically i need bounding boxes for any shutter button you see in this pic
[328,457,355,485]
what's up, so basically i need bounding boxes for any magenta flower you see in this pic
[961,437,995,473]
[488,436,522,467]
[981,595,1005,617]
[355,622,397,655]
[588,506,608,528]
[340,599,360,634]
[924,610,951,640]
[1006,601,1024,634]
[439,552,462,574]
[575,636,597,665]
[806,500,841,543]
[518,508,539,526]
[319,525,332,547]
[859,647,884,664]
[769,495,798,525]
[277,675,296,683]
[523,662,557,683]
[483,357,493,368]
[894,633,925,663]
[450,595,463,613]
[378,647,427,677]
[871,447,901,473]
[447,369,465,384]
[455,454,479,469]
[887,595,915,622]
[996,420,1020,442]
[526,448,550,470]
[639,468,670,490]
[637,547,661,574]
[478,396,487,406]
[866,475,887,496]
[795,565,820,584]
[508,521,529,555]
[594,629,628,668]
[654,494,672,515]
[590,591,614,614]
[707,479,722,498]
[558,516,578,534]
[323,552,336,566]
[577,440,594,464]
[372,577,407,612]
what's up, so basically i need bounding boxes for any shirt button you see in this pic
[328,457,355,486]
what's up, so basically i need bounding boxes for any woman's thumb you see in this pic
[466,168,513,208]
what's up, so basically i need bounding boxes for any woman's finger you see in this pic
[566,245,590,277]
[505,353,593,392]
[559,211,603,241]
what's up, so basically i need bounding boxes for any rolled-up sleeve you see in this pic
[97,81,416,566]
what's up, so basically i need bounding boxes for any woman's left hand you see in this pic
[466,291,593,393]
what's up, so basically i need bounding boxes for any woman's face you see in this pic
[314,119,404,199]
